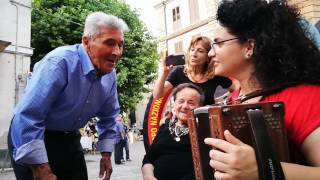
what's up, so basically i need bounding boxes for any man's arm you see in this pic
[96,76,120,153]
[99,152,113,180]
[11,57,66,165]
[31,163,57,180]
[96,74,120,180]
[300,18,320,48]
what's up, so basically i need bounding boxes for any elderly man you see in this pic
[8,12,128,180]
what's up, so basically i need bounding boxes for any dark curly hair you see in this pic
[217,0,320,88]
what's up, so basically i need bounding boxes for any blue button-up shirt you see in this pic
[300,18,320,48]
[114,121,125,144]
[10,44,120,164]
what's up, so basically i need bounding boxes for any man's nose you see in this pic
[112,45,122,56]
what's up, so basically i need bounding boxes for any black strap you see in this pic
[240,82,298,103]
[247,109,285,180]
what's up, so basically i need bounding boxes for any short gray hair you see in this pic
[83,12,129,38]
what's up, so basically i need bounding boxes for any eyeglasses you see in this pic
[211,37,239,52]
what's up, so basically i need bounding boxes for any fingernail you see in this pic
[224,130,230,135]
[209,150,214,157]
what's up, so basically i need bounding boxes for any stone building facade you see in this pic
[0,0,32,167]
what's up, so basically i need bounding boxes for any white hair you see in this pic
[83,12,129,37]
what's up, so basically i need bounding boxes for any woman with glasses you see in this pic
[153,36,234,105]
[205,0,320,179]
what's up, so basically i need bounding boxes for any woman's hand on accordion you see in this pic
[204,130,259,180]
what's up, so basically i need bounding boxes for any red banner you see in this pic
[146,92,172,145]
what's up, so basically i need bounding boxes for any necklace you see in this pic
[185,70,206,83]
[190,74,206,83]
[169,118,189,142]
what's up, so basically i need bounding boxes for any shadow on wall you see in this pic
[0,131,11,169]
[0,149,11,169]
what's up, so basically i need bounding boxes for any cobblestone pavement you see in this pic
[0,141,146,180]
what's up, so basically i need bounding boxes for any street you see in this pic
[0,141,146,180]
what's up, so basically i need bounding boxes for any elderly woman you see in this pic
[142,83,204,180]
[204,0,320,180]
[153,36,233,105]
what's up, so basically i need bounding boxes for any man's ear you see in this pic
[82,35,90,49]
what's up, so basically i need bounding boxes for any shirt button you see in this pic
[78,118,82,121]
[86,100,89,103]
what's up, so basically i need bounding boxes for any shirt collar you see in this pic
[78,44,95,76]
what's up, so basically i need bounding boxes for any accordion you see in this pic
[188,102,290,180]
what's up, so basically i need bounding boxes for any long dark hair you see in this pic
[217,0,320,88]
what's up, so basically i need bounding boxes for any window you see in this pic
[173,9,176,21]
[189,0,199,23]
[172,7,180,22]
[172,6,181,31]
[176,7,180,20]
[174,41,183,53]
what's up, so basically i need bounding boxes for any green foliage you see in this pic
[31,0,159,112]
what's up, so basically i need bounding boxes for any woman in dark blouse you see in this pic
[142,83,204,180]
[153,36,234,105]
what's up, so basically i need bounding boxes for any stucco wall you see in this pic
[0,0,32,149]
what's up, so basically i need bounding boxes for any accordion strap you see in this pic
[247,109,285,180]
[240,82,298,103]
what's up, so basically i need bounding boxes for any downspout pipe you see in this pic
[10,0,19,105]
[9,0,32,105]
[162,1,168,50]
